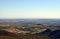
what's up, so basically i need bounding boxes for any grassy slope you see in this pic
[0,36,19,39]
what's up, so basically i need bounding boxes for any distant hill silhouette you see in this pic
[36,29,51,35]
[49,30,60,38]
[41,29,51,35]
[36,29,60,38]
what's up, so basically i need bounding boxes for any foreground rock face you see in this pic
[0,29,17,37]
[0,29,60,39]
[0,29,49,39]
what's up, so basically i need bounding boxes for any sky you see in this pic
[0,0,60,18]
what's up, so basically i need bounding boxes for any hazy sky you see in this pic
[0,0,60,18]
